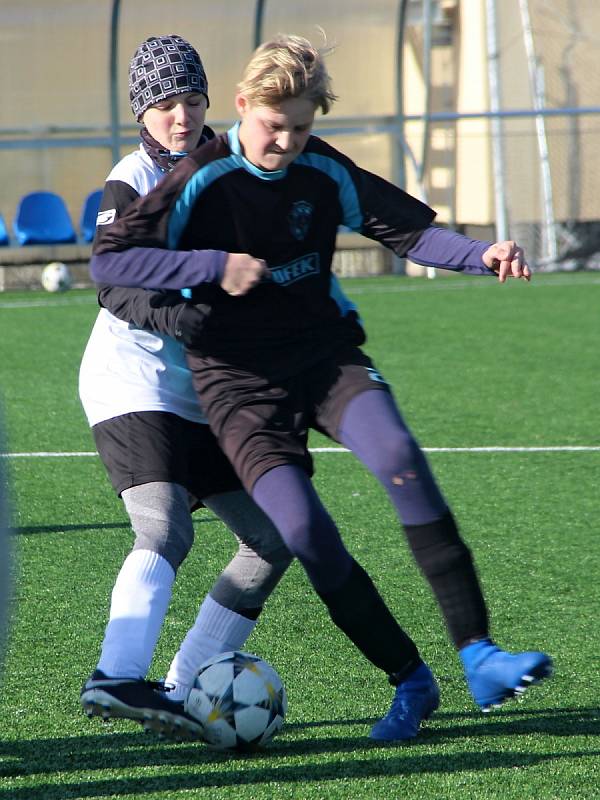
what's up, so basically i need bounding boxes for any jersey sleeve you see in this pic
[406,225,497,276]
[93,177,223,312]
[90,168,227,290]
[97,284,187,336]
[310,139,496,275]
[352,166,436,254]
[90,247,226,290]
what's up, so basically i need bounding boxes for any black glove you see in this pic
[174,303,212,348]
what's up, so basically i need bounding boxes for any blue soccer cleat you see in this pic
[369,662,440,742]
[460,639,553,711]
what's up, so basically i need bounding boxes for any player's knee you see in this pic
[372,431,423,485]
[131,518,194,571]
[124,484,195,571]
[129,496,194,571]
[211,546,291,609]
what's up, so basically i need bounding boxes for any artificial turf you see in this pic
[0,272,598,799]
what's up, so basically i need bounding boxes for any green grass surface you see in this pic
[0,273,598,799]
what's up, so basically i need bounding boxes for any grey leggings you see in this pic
[122,481,292,612]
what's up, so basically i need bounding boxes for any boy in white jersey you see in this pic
[79,34,295,741]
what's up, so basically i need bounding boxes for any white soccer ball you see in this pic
[185,650,287,751]
[41,261,72,292]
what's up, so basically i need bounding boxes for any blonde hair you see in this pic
[237,33,337,114]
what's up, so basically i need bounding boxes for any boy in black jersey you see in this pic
[93,34,552,741]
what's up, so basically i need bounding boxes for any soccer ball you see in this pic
[41,262,72,292]
[185,651,287,751]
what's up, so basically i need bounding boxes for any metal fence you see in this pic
[1,0,599,272]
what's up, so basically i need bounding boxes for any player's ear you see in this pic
[235,93,249,117]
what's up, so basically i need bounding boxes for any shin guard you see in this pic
[404,512,489,648]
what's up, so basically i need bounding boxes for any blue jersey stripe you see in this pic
[167,157,243,249]
[295,152,363,230]
[169,133,364,249]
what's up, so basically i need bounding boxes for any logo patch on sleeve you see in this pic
[366,367,388,384]
[96,209,116,226]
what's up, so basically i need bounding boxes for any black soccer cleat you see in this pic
[80,669,202,741]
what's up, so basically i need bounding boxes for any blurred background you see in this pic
[1,0,600,284]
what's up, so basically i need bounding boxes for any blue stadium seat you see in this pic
[12,191,77,245]
[79,189,103,243]
[0,214,9,246]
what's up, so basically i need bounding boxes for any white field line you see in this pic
[2,445,599,458]
[0,296,97,309]
[312,446,600,453]
[346,274,600,295]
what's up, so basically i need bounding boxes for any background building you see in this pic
[1,0,599,282]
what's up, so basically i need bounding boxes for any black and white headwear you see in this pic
[129,34,209,121]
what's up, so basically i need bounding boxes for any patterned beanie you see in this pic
[129,34,209,121]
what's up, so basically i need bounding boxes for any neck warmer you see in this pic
[140,125,215,173]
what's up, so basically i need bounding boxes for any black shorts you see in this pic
[92,411,242,504]
[187,346,391,492]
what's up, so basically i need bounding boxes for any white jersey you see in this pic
[79,145,206,427]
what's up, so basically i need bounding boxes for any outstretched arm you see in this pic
[406,226,531,281]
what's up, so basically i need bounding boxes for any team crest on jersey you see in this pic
[288,201,313,241]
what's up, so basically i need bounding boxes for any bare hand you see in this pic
[482,240,531,283]
[221,253,270,296]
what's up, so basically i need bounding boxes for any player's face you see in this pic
[143,91,208,153]
[235,95,315,171]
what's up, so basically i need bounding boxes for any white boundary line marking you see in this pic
[0,297,97,310]
[2,445,599,458]
[311,446,600,453]
[345,275,600,295]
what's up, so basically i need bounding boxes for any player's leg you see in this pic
[189,357,439,740]
[80,477,203,738]
[252,464,439,740]
[164,488,293,702]
[83,413,198,684]
[337,386,552,709]
[81,412,291,738]
[337,387,489,647]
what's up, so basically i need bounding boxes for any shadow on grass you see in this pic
[286,704,600,737]
[0,707,598,799]
[14,522,131,536]
[14,517,218,536]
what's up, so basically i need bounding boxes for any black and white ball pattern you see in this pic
[185,651,287,751]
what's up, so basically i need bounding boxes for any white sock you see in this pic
[97,549,175,678]
[165,595,257,702]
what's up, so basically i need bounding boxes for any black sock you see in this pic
[237,606,262,621]
[404,512,489,649]
[317,560,421,678]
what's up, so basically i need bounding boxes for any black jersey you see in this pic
[95,123,435,378]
